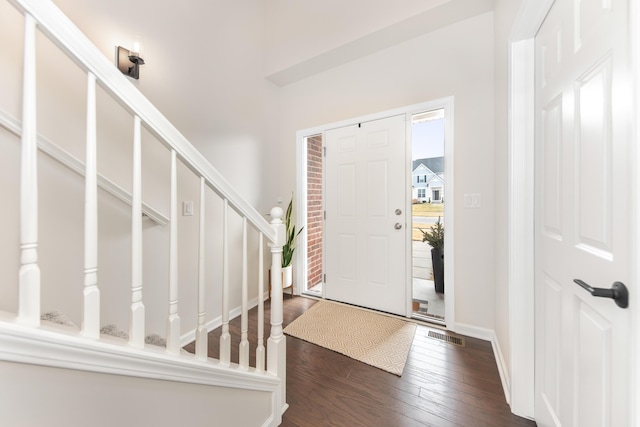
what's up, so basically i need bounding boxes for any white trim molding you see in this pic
[508,0,554,419]
[491,332,512,406]
[295,97,455,325]
[0,110,169,225]
[454,322,513,408]
[506,38,535,418]
[630,0,640,422]
[179,293,269,348]
[506,0,555,419]
[0,317,280,393]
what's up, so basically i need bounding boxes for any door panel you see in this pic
[575,301,612,426]
[325,115,406,316]
[534,0,632,425]
[575,57,612,255]
[540,275,561,424]
[541,95,563,240]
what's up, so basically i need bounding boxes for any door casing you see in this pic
[295,97,454,322]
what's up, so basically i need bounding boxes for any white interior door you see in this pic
[325,115,407,316]
[534,0,633,425]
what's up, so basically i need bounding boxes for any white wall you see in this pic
[0,0,277,339]
[277,13,496,330]
[48,0,280,211]
[0,0,523,419]
[0,0,511,352]
[0,361,272,427]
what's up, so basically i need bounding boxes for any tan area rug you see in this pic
[284,300,416,376]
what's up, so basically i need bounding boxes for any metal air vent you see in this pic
[427,331,465,347]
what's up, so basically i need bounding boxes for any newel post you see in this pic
[267,206,287,414]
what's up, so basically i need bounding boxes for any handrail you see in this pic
[0,110,169,225]
[8,0,276,243]
[4,1,288,421]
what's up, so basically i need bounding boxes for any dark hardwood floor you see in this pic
[185,296,536,427]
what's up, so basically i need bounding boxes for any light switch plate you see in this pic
[182,201,194,216]
[464,193,481,208]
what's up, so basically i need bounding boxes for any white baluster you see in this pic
[267,206,286,407]
[256,232,265,373]
[82,72,99,338]
[239,217,249,369]
[219,199,231,366]
[167,150,181,354]
[129,115,145,348]
[18,13,40,326]
[196,177,208,360]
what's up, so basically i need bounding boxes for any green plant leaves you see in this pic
[419,216,444,249]
[282,195,304,267]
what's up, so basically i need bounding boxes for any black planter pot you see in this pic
[431,247,444,293]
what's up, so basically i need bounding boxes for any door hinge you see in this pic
[323,146,326,157]
[324,211,326,220]
[323,274,326,283]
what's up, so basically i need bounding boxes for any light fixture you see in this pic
[116,45,145,80]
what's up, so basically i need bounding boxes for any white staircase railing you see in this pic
[0,109,169,225]
[0,0,287,425]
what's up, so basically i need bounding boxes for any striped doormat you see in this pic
[284,300,416,376]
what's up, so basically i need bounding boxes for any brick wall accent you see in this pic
[306,135,323,289]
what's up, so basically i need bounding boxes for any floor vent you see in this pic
[427,331,465,347]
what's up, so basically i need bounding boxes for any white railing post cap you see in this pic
[270,207,283,224]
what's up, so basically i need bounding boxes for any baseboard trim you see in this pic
[491,331,512,405]
[453,322,494,341]
[454,322,511,406]
[179,292,270,347]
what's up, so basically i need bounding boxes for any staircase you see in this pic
[0,1,287,426]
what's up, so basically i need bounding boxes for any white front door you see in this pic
[534,0,633,425]
[325,115,407,316]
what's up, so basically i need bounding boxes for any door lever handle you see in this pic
[573,279,629,309]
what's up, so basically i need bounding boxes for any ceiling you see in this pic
[46,0,494,143]
[264,0,495,86]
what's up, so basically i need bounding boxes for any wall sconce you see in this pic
[116,45,145,80]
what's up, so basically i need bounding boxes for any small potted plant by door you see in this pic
[281,195,303,290]
[420,217,444,293]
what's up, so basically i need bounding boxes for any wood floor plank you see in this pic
[187,297,536,426]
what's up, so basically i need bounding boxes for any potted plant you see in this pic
[420,217,444,293]
[281,195,303,288]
